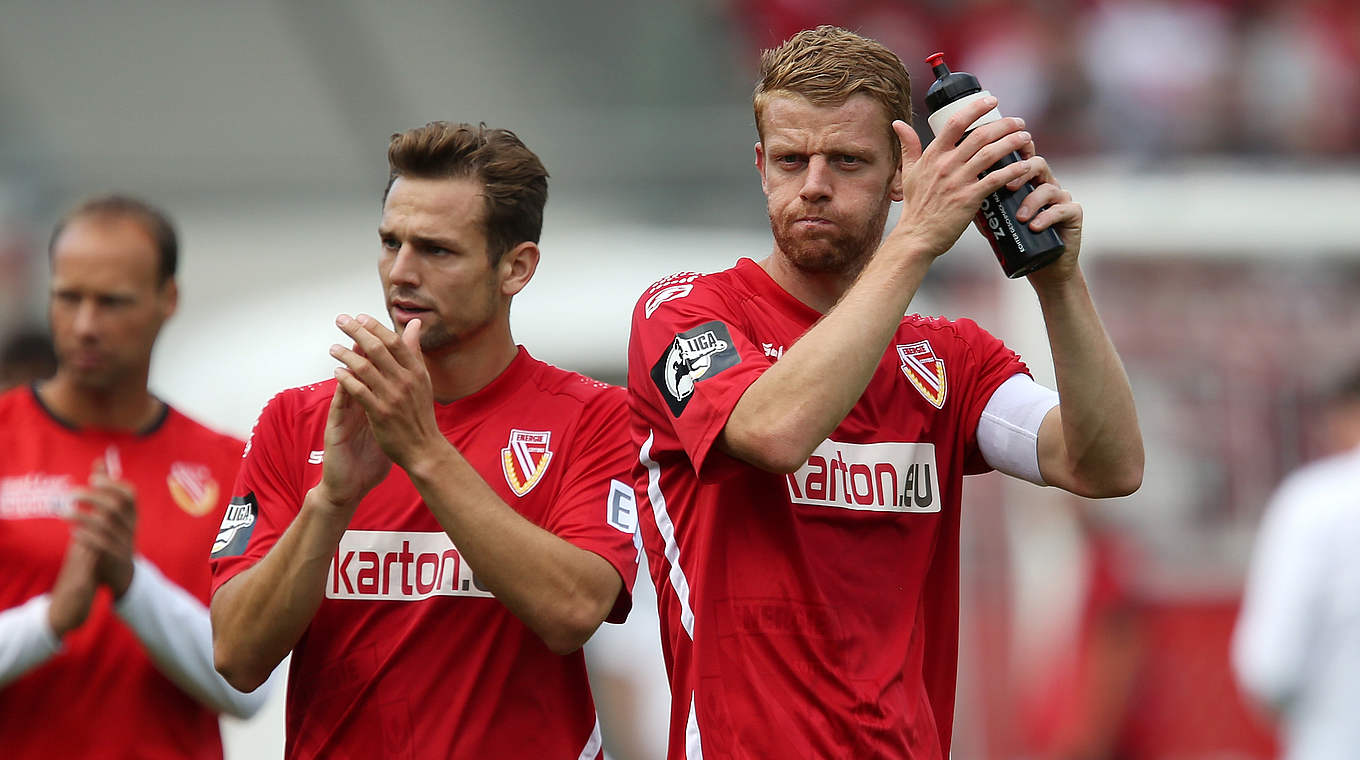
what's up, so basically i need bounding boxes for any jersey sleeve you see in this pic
[948,318,1030,475]
[208,391,306,597]
[627,273,771,478]
[539,387,641,624]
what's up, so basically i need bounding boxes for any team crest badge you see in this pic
[897,340,947,409]
[502,430,554,497]
[167,462,220,517]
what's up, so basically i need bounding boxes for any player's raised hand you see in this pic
[330,313,443,470]
[315,372,392,514]
[68,456,138,598]
[998,147,1084,286]
[887,95,1036,258]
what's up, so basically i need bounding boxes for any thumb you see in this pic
[893,120,922,168]
[402,318,422,357]
[891,120,922,203]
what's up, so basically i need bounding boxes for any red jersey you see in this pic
[209,348,639,760]
[0,385,243,759]
[628,259,1027,759]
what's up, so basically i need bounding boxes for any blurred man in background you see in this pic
[209,122,639,758]
[628,26,1142,759]
[0,196,271,758]
[1233,364,1360,760]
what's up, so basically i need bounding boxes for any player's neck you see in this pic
[422,328,520,405]
[38,372,163,432]
[759,250,861,314]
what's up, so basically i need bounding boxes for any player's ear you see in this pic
[499,241,539,297]
[754,142,768,194]
[158,278,179,322]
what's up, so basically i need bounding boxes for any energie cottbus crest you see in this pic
[502,429,554,497]
[167,462,220,517]
[897,340,947,409]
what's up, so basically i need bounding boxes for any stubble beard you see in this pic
[390,278,502,356]
[769,200,893,278]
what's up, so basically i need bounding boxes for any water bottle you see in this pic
[923,52,1064,278]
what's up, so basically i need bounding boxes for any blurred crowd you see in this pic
[734,0,1360,160]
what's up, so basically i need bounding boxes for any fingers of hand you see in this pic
[1022,201,1081,234]
[333,366,378,411]
[936,96,999,147]
[398,318,422,363]
[335,314,402,375]
[975,157,1034,200]
[1005,155,1054,192]
[68,510,126,557]
[957,115,1026,161]
[328,380,351,415]
[962,130,1032,183]
[1015,184,1073,226]
[87,472,136,514]
[330,343,378,387]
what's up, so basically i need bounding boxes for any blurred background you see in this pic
[3,0,1359,757]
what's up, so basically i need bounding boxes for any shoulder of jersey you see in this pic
[532,359,624,406]
[902,313,987,340]
[165,406,248,454]
[0,385,26,419]
[263,377,341,420]
[636,268,738,319]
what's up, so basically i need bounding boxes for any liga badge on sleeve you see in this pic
[897,340,947,409]
[502,429,554,497]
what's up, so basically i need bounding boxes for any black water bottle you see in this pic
[923,53,1064,278]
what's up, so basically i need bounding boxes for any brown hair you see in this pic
[49,195,178,284]
[754,26,913,154]
[385,122,549,260]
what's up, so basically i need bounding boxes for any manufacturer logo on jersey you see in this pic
[211,492,258,558]
[642,272,700,318]
[761,342,785,360]
[645,284,694,318]
[785,440,941,513]
[651,321,741,416]
[167,462,220,517]
[0,474,73,519]
[897,340,947,409]
[502,429,554,497]
[326,530,494,601]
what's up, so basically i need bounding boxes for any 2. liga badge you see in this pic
[897,340,947,409]
[502,429,554,497]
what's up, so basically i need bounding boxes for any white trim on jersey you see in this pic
[977,373,1059,486]
[0,593,61,687]
[576,715,603,760]
[641,431,696,639]
[687,692,705,759]
[115,556,274,718]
